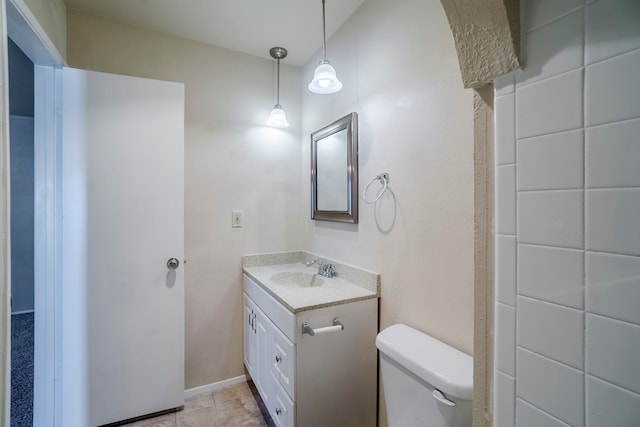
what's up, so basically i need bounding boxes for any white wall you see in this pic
[301,0,475,356]
[67,10,303,389]
[494,0,640,425]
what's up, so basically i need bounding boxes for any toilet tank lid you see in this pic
[376,324,473,400]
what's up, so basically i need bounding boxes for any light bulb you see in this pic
[308,60,342,94]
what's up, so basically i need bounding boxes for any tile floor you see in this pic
[123,381,274,427]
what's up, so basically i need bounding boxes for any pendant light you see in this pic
[308,0,342,94]
[266,47,290,128]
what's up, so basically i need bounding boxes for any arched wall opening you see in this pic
[438,1,520,425]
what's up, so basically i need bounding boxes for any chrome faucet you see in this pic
[306,259,335,278]
[318,263,335,278]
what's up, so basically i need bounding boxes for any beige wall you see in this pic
[67,9,304,389]
[67,0,474,394]
[23,0,66,59]
[301,0,475,355]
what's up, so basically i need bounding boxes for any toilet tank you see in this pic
[376,324,473,427]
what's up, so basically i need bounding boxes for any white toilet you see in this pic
[376,324,473,427]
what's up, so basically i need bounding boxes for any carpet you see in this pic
[11,312,34,427]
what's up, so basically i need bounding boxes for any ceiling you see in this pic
[64,0,366,67]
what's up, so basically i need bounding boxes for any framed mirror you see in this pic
[311,112,358,223]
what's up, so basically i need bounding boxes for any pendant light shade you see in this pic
[308,0,342,94]
[266,47,290,128]
[308,60,342,94]
[266,105,289,128]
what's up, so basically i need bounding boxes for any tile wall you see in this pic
[493,0,640,425]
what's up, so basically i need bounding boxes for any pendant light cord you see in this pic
[276,57,281,105]
[307,0,342,94]
[321,0,327,60]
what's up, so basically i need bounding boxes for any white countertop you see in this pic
[243,263,378,313]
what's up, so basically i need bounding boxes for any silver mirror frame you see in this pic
[311,112,358,223]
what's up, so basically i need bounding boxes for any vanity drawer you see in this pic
[244,274,296,342]
[269,372,295,427]
[270,323,295,399]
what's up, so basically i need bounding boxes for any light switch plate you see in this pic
[232,211,243,228]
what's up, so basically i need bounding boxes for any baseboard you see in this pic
[11,309,35,315]
[184,375,247,399]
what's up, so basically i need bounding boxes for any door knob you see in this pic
[167,258,180,270]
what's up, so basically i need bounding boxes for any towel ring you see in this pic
[363,173,389,204]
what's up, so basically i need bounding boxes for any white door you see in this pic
[60,68,184,426]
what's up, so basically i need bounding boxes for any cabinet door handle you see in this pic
[252,313,257,332]
[275,408,282,416]
[275,355,282,363]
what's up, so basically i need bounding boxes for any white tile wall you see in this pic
[518,244,584,308]
[586,315,640,395]
[516,10,584,86]
[518,190,583,248]
[517,348,584,426]
[585,49,640,126]
[495,94,516,165]
[516,69,583,139]
[517,130,583,191]
[496,303,516,376]
[586,252,640,324]
[496,235,517,305]
[585,0,640,65]
[494,371,515,427]
[496,165,517,235]
[517,296,584,369]
[522,0,583,32]
[516,399,572,427]
[494,0,640,425]
[586,375,640,427]
[586,118,640,188]
[494,73,515,97]
[586,189,640,256]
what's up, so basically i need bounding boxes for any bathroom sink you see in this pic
[270,272,324,288]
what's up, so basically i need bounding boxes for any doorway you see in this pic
[4,0,66,424]
[8,36,35,426]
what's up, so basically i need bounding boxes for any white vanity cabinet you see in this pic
[243,299,257,376]
[243,295,272,407]
[243,273,378,427]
